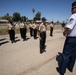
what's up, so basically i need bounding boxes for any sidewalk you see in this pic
[0,29,76,75]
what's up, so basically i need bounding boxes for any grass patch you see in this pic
[0,28,20,35]
[0,29,8,35]
[0,28,30,35]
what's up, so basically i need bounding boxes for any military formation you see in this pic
[5,17,54,54]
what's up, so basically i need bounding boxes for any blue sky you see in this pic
[0,0,75,22]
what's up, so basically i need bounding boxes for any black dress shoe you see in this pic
[67,67,73,72]
[56,67,64,75]
[40,52,43,54]
[40,50,43,54]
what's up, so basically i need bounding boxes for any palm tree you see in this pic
[32,8,35,20]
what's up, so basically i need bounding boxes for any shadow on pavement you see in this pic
[56,52,62,68]
[26,37,30,41]
[15,39,20,42]
[56,52,63,74]
[15,36,18,39]
[0,38,6,41]
[0,41,9,46]
[0,38,9,46]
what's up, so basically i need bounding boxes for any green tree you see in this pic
[1,13,12,20]
[35,11,41,20]
[28,19,33,23]
[21,16,27,22]
[12,12,21,22]
[56,21,60,24]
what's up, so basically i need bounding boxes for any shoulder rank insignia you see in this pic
[69,18,74,24]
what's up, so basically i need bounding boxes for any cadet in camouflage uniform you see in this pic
[38,17,47,54]
[29,23,34,37]
[7,20,15,43]
[32,22,37,39]
[19,21,27,41]
[49,21,54,36]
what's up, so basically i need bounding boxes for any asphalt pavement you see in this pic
[0,28,76,75]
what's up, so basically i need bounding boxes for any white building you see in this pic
[0,19,8,24]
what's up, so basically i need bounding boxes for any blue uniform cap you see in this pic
[42,17,46,21]
[72,1,76,8]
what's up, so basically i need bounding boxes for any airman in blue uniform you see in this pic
[57,1,76,75]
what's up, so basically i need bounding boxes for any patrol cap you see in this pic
[72,1,76,8]
[42,17,46,21]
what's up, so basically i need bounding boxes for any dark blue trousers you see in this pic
[40,32,46,53]
[60,37,76,73]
